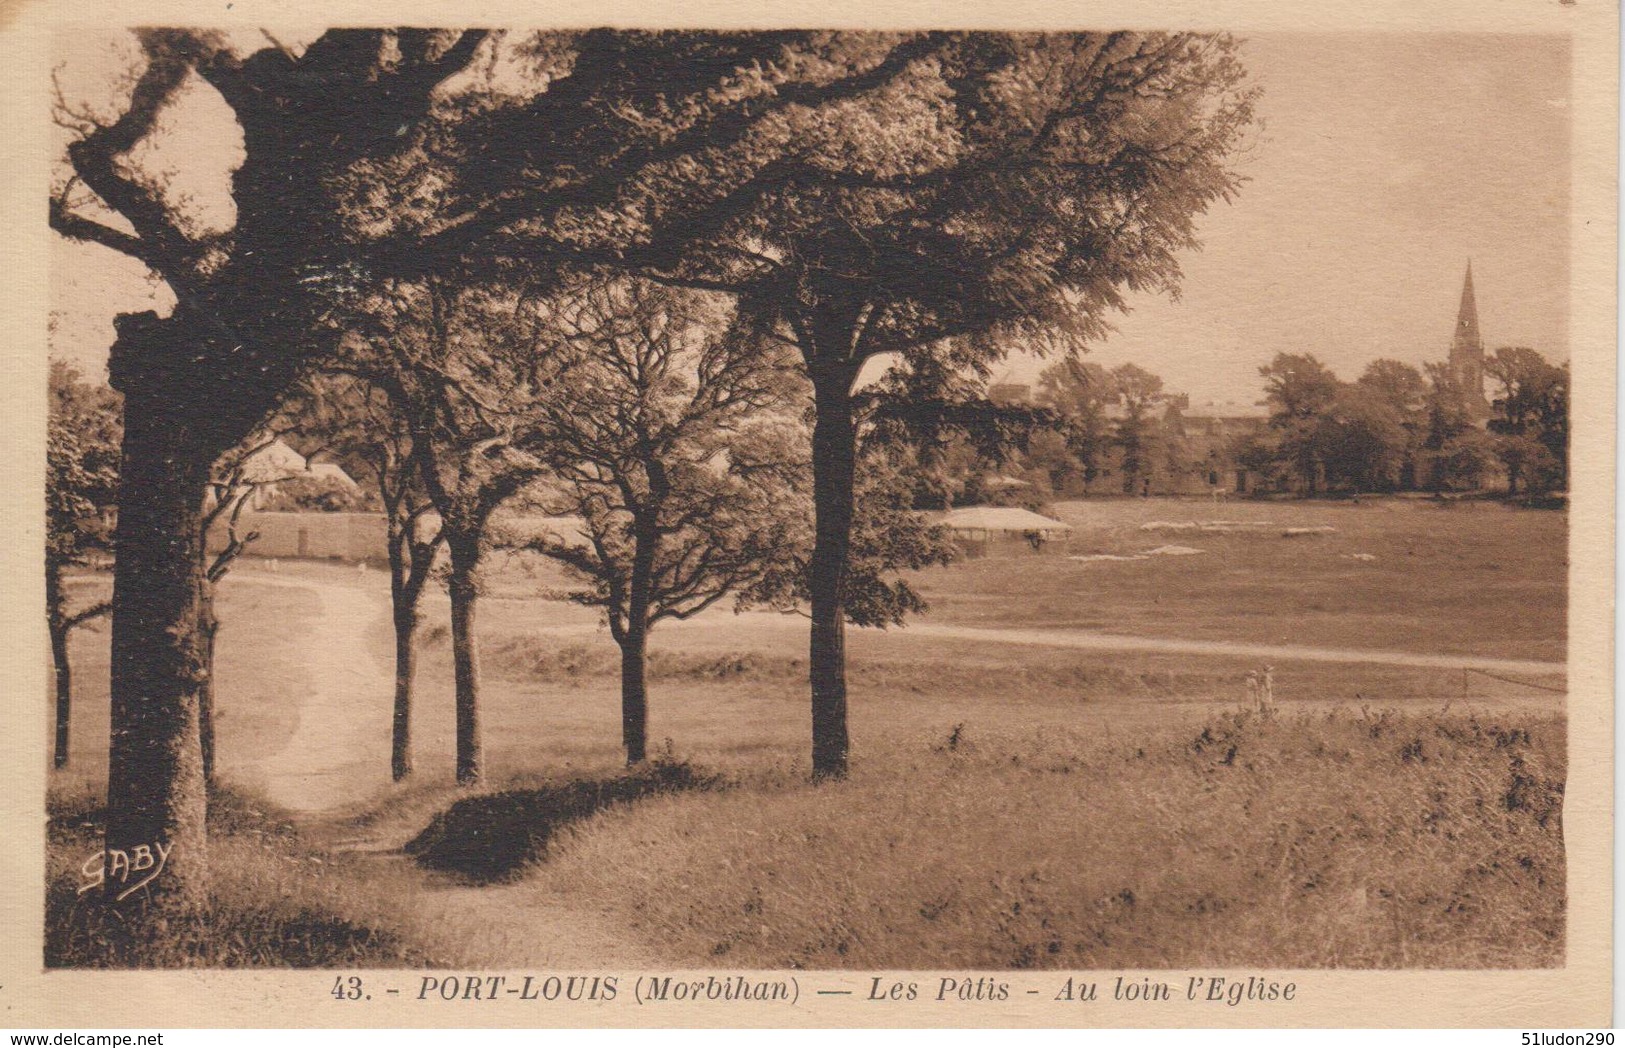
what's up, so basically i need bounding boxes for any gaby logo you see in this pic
[79,840,174,902]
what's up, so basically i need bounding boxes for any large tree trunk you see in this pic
[621,523,657,767]
[808,370,857,779]
[105,392,212,914]
[446,531,483,785]
[620,626,649,767]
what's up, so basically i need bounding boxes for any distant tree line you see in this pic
[919,346,1571,508]
[1237,349,1568,497]
[902,357,1258,506]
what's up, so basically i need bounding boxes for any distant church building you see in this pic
[1448,262,1492,419]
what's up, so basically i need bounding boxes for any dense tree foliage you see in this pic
[1034,359,1117,493]
[1258,353,1341,495]
[52,29,1258,937]
[1486,347,1569,494]
[1111,363,1168,495]
[1235,348,1567,497]
[604,33,1257,775]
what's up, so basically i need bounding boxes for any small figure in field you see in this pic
[1245,665,1276,712]
[1142,477,1151,499]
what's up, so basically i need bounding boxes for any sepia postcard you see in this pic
[0,0,1614,1030]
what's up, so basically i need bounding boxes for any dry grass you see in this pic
[45,785,441,968]
[47,705,1565,970]
[458,631,1552,710]
[519,707,1564,970]
[401,624,1559,790]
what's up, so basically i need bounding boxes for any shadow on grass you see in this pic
[46,782,300,840]
[406,759,724,884]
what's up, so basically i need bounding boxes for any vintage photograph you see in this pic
[31,19,1596,1006]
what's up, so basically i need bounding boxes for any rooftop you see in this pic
[938,506,1074,533]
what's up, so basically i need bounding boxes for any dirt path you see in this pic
[340,849,673,968]
[225,572,395,813]
[221,572,672,967]
[221,571,1561,816]
[653,609,1566,678]
[90,568,1566,679]
[221,571,1560,817]
[895,622,1565,677]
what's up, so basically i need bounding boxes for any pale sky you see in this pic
[51,31,1572,406]
[1000,32,1572,406]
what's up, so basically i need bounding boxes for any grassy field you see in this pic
[45,497,1567,969]
[911,498,1567,661]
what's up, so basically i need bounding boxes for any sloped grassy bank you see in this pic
[46,786,438,968]
[46,706,1564,971]
[520,708,1565,969]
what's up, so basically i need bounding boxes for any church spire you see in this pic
[1449,260,1485,402]
[1455,261,1481,349]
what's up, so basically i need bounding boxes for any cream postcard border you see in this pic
[0,0,1613,1028]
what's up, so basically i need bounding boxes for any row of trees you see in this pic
[1028,359,1195,498]
[51,29,1256,931]
[890,359,1201,506]
[264,276,951,782]
[1246,349,1569,496]
[888,343,1572,507]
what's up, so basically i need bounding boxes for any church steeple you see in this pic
[1449,261,1486,402]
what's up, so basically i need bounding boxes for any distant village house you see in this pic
[938,506,1073,558]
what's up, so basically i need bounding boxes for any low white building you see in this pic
[937,506,1073,557]
[230,438,360,508]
